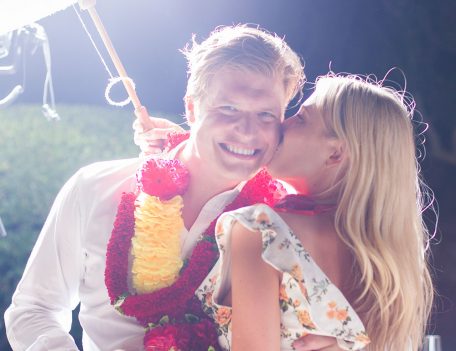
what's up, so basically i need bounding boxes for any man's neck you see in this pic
[177,145,241,230]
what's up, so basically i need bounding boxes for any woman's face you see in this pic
[267,92,339,194]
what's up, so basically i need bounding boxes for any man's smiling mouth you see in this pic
[220,143,259,157]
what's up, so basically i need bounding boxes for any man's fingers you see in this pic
[140,146,164,156]
[154,119,185,132]
[133,115,184,133]
[132,114,186,156]
[134,130,171,149]
[141,128,176,140]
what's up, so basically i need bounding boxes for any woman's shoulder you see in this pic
[215,204,301,269]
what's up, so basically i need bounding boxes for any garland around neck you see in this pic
[104,138,287,350]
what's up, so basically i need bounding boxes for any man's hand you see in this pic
[133,107,185,156]
[292,335,344,351]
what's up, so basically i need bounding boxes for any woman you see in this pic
[196,74,434,350]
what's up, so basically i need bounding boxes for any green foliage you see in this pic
[0,104,179,350]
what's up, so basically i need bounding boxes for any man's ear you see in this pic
[185,96,196,125]
[326,140,346,166]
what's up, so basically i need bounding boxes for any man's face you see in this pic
[187,67,287,183]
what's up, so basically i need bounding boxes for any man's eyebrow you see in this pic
[210,94,235,104]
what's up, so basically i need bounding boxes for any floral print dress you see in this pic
[196,204,370,351]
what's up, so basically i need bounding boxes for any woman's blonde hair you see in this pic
[314,74,434,350]
[182,24,305,105]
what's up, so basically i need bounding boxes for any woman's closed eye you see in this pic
[293,104,310,123]
[291,112,305,124]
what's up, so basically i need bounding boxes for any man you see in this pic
[5,25,304,350]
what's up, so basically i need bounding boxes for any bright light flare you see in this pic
[0,0,77,35]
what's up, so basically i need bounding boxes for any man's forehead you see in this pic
[216,83,279,99]
[208,69,286,99]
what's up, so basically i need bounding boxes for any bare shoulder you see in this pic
[230,220,280,281]
[230,220,263,256]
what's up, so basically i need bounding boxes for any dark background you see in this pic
[1,0,455,349]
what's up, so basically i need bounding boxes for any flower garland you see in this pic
[105,134,287,351]
[131,162,188,294]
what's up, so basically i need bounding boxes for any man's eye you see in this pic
[258,112,277,122]
[219,106,237,113]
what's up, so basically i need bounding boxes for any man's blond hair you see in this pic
[182,24,305,105]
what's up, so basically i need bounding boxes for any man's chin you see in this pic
[222,165,261,183]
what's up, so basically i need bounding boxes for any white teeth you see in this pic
[225,144,255,156]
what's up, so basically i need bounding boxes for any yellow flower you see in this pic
[336,308,348,321]
[130,193,184,294]
[293,299,301,307]
[205,291,213,307]
[328,300,337,309]
[326,309,336,319]
[215,220,224,235]
[215,306,232,326]
[298,281,308,299]
[355,332,371,345]
[290,264,303,281]
[255,211,271,225]
[297,309,316,329]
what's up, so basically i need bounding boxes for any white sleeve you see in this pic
[4,170,84,351]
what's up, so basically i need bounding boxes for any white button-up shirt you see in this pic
[5,154,243,351]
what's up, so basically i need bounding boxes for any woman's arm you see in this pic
[230,222,281,351]
[293,335,344,351]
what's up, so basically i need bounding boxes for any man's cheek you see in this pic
[269,125,282,149]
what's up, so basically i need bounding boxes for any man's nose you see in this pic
[234,114,255,135]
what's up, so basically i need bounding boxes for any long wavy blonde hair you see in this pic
[313,75,434,350]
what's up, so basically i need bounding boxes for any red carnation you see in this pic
[144,325,179,351]
[237,168,287,207]
[105,192,136,302]
[175,323,192,350]
[166,131,190,151]
[191,319,221,351]
[137,158,190,200]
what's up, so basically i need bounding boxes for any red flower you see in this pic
[144,325,179,351]
[190,319,220,350]
[144,319,220,351]
[137,158,189,200]
[166,131,190,151]
[238,168,287,207]
[174,324,192,350]
[104,192,136,302]
[120,240,219,325]
[105,155,290,351]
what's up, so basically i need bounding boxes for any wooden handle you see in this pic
[81,5,154,130]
